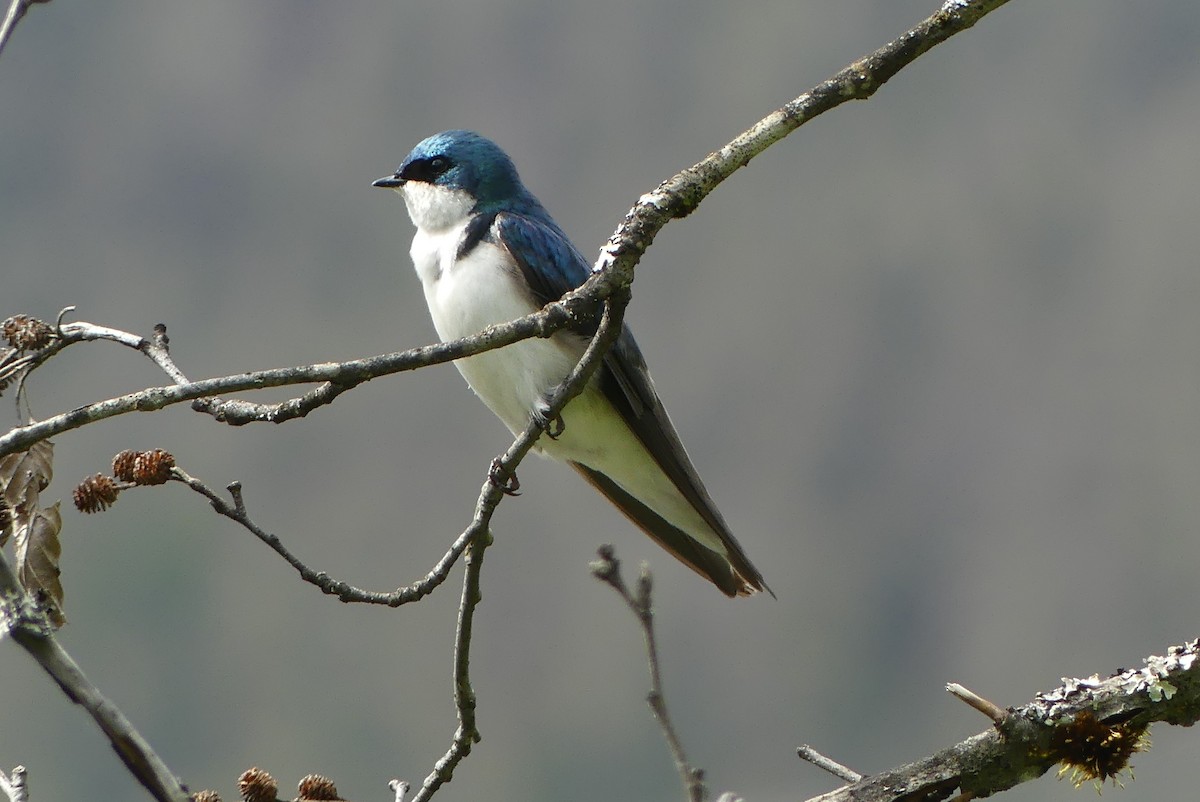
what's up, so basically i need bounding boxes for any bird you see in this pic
[374,130,767,597]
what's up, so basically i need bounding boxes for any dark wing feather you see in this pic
[491,210,600,333]
[595,332,767,595]
[492,210,767,596]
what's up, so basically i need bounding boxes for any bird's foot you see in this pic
[489,457,521,496]
[542,413,566,440]
[534,398,566,440]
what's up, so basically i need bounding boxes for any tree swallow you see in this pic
[374,130,767,597]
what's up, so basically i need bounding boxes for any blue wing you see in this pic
[483,210,767,596]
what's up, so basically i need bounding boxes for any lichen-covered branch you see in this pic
[803,641,1200,802]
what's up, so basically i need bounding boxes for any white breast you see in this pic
[410,218,586,438]
[405,206,724,554]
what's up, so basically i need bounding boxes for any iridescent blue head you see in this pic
[373,130,535,222]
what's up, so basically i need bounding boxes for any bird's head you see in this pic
[374,130,525,231]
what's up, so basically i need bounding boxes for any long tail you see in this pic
[570,463,770,597]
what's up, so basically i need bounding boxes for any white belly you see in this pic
[410,224,721,552]
[413,226,582,434]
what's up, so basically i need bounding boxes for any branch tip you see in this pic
[0,765,29,802]
[596,546,705,801]
[635,561,653,611]
[151,323,170,351]
[54,305,75,334]
[796,744,864,783]
[946,682,1008,723]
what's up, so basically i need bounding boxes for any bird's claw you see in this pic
[534,399,566,440]
[543,413,565,439]
[489,457,521,496]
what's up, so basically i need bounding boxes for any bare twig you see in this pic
[946,682,1007,723]
[131,299,624,801]
[0,765,28,802]
[409,528,489,802]
[0,0,48,61]
[0,551,189,802]
[160,294,627,607]
[142,323,190,386]
[171,469,473,604]
[407,298,628,801]
[592,546,707,802]
[576,0,1013,319]
[797,745,863,783]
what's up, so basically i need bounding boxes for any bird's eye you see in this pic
[428,156,451,175]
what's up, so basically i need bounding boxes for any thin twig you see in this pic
[141,323,191,386]
[592,546,706,802]
[0,0,48,61]
[407,297,628,801]
[797,745,864,783]
[0,552,189,802]
[408,527,488,802]
[171,468,473,604]
[162,294,628,608]
[0,765,28,802]
[946,683,1007,723]
[389,779,410,802]
[578,0,1014,318]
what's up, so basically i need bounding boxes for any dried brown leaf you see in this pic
[14,501,66,627]
[1,439,54,511]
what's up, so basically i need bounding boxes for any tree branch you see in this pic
[408,527,488,802]
[170,469,469,604]
[0,550,190,802]
[405,296,627,800]
[0,765,28,802]
[802,641,1200,802]
[592,547,709,802]
[576,0,1013,310]
[0,0,1014,462]
[0,0,48,61]
[0,299,590,457]
[797,746,864,784]
[152,292,628,606]
[1,2,1033,799]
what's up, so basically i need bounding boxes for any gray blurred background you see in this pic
[2,1,1199,800]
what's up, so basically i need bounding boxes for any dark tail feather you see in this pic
[571,463,768,597]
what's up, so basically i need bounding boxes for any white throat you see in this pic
[401,182,476,232]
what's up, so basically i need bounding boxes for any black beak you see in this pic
[372,175,404,189]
